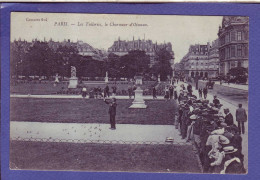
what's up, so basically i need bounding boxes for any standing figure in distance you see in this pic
[105,84,110,98]
[82,86,87,98]
[104,98,117,130]
[128,85,133,99]
[236,104,247,134]
[133,85,137,99]
[203,86,208,99]
[152,86,157,99]
[198,88,202,98]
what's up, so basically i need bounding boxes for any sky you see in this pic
[11,12,223,63]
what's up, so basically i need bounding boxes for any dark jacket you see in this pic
[225,113,234,126]
[203,88,208,94]
[105,100,117,116]
[236,108,247,122]
[213,98,220,106]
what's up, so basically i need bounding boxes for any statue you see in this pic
[54,73,59,83]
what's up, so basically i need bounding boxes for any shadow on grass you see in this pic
[10,141,201,173]
[11,98,177,125]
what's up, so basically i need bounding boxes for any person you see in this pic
[224,108,234,126]
[82,86,87,98]
[169,85,174,99]
[174,87,178,100]
[236,104,247,134]
[133,85,137,98]
[152,86,157,99]
[94,87,98,99]
[198,88,202,98]
[213,95,220,107]
[164,86,170,101]
[220,146,246,174]
[128,86,133,99]
[105,85,110,98]
[112,86,117,97]
[187,84,192,96]
[97,86,102,98]
[104,98,117,130]
[203,87,208,99]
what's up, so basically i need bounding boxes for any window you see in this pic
[237,31,242,41]
[225,47,230,59]
[231,46,236,57]
[244,31,248,40]
[220,49,225,60]
[237,45,242,57]
[226,33,230,43]
[231,31,236,41]
[244,45,248,56]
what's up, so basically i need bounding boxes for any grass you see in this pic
[10,98,177,125]
[10,141,201,173]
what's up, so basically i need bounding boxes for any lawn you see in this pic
[10,141,201,173]
[10,98,177,125]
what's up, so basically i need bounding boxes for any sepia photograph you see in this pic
[9,12,248,174]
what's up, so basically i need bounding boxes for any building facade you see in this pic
[108,37,174,68]
[218,16,249,76]
[180,40,220,79]
[208,39,220,77]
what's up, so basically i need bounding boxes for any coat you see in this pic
[236,108,247,122]
[105,100,117,116]
[225,113,234,126]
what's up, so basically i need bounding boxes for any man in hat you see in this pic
[224,108,234,126]
[104,97,117,130]
[203,87,208,99]
[187,84,193,96]
[213,95,220,107]
[221,146,245,174]
[236,104,247,135]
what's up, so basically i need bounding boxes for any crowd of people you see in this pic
[174,84,247,174]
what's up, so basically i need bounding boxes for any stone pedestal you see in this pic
[68,77,78,88]
[129,86,147,109]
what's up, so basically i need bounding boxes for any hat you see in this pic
[190,114,197,120]
[223,146,238,154]
[219,135,230,144]
[224,108,230,112]
[220,122,227,128]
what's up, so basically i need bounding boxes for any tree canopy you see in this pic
[11,41,173,80]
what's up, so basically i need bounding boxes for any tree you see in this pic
[229,67,247,77]
[151,48,173,81]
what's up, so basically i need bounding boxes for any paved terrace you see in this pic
[10,122,187,145]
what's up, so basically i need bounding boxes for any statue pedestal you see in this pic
[129,87,147,109]
[68,77,78,88]
[105,77,108,83]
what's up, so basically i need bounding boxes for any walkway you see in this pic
[199,80,248,91]
[10,94,165,100]
[10,121,188,145]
